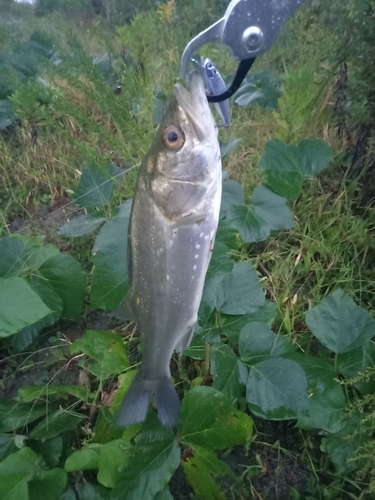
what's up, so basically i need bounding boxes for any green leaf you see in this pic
[297,139,333,178]
[220,138,241,159]
[288,354,347,433]
[110,426,180,500]
[65,447,101,472]
[74,164,119,208]
[70,330,129,380]
[323,414,370,474]
[210,344,247,404]
[239,322,295,365]
[220,180,245,218]
[306,289,375,353]
[220,301,277,344]
[0,237,26,277]
[258,139,303,199]
[19,384,90,402]
[98,439,132,488]
[30,410,84,439]
[215,220,243,251]
[0,401,46,433]
[38,254,86,321]
[226,186,294,243]
[0,277,52,338]
[0,435,19,462]
[29,468,68,500]
[24,244,60,270]
[91,201,132,310]
[182,446,229,500]
[246,358,309,420]
[78,482,110,500]
[58,213,106,237]
[215,262,265,315]
[10,277,63,352]
[92,407,124,445]
[337,342,375,395]
[0,447,39,500]
[154,487,173,500]
[179,386,253,449]
[28,436,63,468]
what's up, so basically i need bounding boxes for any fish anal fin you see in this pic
[174,325,195,354]
[109,295,136,323]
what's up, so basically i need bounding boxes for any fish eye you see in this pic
[163,125,185,151]
[206,61,214,70]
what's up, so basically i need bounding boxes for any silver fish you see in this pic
[202,57,230,128]
[116,72,222,428]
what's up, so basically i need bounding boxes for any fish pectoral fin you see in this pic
[174,325,196,354]
[109,295,136,323]
[171,212,206,229]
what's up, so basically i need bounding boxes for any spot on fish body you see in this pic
[193,265,197,270]
[194,254,199,259]
[195,244,200,249]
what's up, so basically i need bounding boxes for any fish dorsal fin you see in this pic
[109,295,136,323]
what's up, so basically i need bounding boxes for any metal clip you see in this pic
[181,0,305,102]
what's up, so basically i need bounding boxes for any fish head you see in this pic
[146,72,219,185]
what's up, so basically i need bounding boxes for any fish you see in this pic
[201,57,230,128]
[115,71,222,428]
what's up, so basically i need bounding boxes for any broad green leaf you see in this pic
[74,164,119,208]
[10,277,63,352]
[92,407,124,445]
[0,435,19,462]
[258,139,303,199]
[239,322,295,365]
[65,447,101,472]
[220,301,277,344]
[322,414,370,474]
[0,400,46,432]
[205,242,234,282]
[78,482,110,500]
[179,386,253,449]
[210,344,247,404]
[182,446,229,500]
[306,289,375,353]
[0,237,26,277]
[215,220,243,250]
[220,138,241,159]
[19,384,90,403]
[28,467,68,500]
[226,186,294,243]
[220,180,245,218]
[337,342,375,395]
[297,139,333,178]
[91,200,132,309]
[288,354,347,433]
[38,254,86,321]
[58,213,106,237]
[0,447,39,500]
[70,330,129,380]
[98,439,132,488]
[110,371,137,416]
[154,487,173,500]
[110,426,180,500]
[30,410,84,439]
[24,245,60,270]
[215,262,265,315]
[0,277,52,338]
[246,358,309,420]
[338,342,375,378]
[28,436,63,468]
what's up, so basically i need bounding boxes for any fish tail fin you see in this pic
[116,376,180,428]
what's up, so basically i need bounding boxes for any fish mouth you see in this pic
[173,72,216,140]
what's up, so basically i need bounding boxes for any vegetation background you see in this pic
[1,0,375,498]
